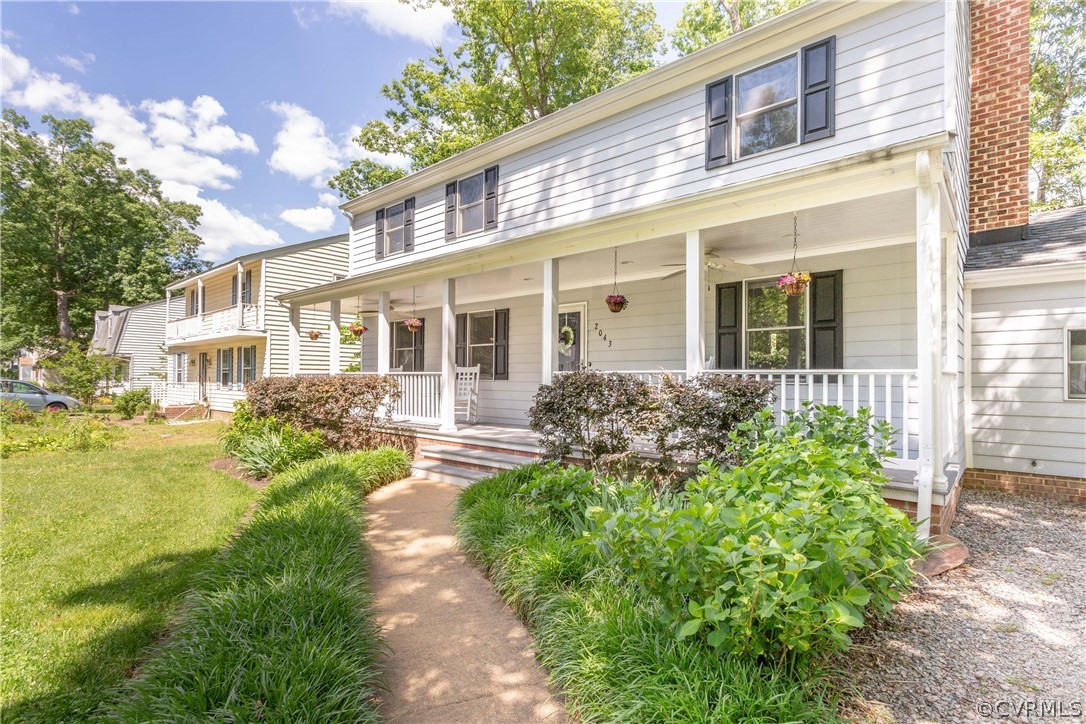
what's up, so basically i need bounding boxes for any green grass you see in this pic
[1,422,257,722]
[109,447,410,721]
[455,466,839,723]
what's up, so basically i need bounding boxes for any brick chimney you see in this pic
[968,0,1031,244]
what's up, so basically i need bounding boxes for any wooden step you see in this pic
[419,445,538,472]
[410,460,490,489]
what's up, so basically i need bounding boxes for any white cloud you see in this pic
[328,1,456,46]
[2,45,280,262]
[318,192,343,207]
[1,29,18,41]
[280,206,337,234]
[67,3,80,15]
[266,101,343,186]
[57,52,94,73]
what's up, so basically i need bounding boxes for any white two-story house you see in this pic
[275,0,1077,535]
[156,234,348,415]
[92,298,184,391]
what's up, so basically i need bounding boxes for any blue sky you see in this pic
[1,1,687,262]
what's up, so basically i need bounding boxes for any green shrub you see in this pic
[231,425,326,479]
[0,399,35,426]
[588,405,922,664]
[114,388,152,420]
[1,415,121,458]
[455,468,837,722]
[245,375,401,451]
[220,400,281,455]
[109,449,408,721]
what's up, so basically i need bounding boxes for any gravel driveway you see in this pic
[845,489,1086,723]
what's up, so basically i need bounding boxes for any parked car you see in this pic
[0,380,81,411]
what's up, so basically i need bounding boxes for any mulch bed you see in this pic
[209,458,268,489]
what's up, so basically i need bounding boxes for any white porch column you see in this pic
[685,229,706,377]
[542,258,559,383]
[197,278,204,318]
[288,303,301,376]
[236,262,244,327]
[914,150,945,540]
[377,291,391,375]
[439,278,458,432]
[329,300,341,374]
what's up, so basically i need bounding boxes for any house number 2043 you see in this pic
[593,322,614,348]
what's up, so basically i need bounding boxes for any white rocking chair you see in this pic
[455,365,480,423]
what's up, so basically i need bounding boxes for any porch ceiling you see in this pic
[337,189,916,315]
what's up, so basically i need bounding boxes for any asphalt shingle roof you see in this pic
[965,205,1086,271]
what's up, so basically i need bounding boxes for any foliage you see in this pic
[244,375,401,451]
[645,373,774,470]
[0,423,256,722]
[1030,0,1086,210]
[330,0,663,196]
[1,414,122,458]
[109,449,409,721]
[528,370,653,470]
[113,388,152,420]
[670,0,808,56]
[0,111,207,355]
[230,425,327,479]
[588,405,921,664]
[455,466,838,722]
[37,342,120,406]
[0,399,34,426]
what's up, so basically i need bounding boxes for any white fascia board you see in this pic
[965,262,1086,289]
[340,0,886,216]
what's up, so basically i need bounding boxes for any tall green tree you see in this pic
[670,0,808,57]
[0,111,207,356]
[1029,0,1086,210]
[330,0,663,197]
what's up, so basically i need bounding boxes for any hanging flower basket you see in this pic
[777,272,811,297]
[347,321,368,337]
[557,325,575,352]
[404,317,423,333]
[307,329,323,341]
[605,294,628,313]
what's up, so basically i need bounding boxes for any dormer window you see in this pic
[445,166,498,240]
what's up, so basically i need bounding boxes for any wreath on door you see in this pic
[558,325,575,353]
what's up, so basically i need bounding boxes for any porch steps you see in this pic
[411,444,541,488]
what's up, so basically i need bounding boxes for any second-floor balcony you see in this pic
[167,303,261,344]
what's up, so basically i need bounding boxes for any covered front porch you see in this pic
[281,147,962,537]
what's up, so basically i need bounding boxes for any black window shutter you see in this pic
[216,349,221,389]
[716,283,741,368]
[445,182,458,240]
[494,308,509,380]
[403,197,415,253]
[484,166,499,230]
[231,276,238,305]
[374,209,385,261]
[413,320,425,372]
[705,77,732,170]
[455,313,467,367]
[801,36,836,143]
[809,270,843,370]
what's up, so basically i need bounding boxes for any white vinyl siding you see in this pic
[348,1,947,277]
[970,280,1086,479]
[110,298,178,389]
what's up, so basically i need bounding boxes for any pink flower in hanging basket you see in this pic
[404,317,423,333]
[347,322,368,337]
[777,272,811,297]
[307,329,323,341]
[605,294,628,313]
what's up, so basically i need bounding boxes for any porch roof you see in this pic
[964,205,1086,271]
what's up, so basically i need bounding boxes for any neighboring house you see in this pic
[272,0,1061,536]
[91,299,182,391]
[964,206,1086,500]
[155,234,348,415]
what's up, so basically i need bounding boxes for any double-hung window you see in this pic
[188,288,200,316]
[1067,329,1086,400]
[231,269,253,305]
[705,36,835,169]
[445,166,498,239]
[218,348,233,388]
[392,322,424,371]
[468,311,495,379]
[744,278,806,369]
[455,309,509,380]
[173,352,185,383]
[374,198,414,261]
[240,345,257,385]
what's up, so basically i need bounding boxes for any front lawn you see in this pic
[1,422,257,722]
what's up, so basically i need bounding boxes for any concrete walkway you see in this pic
[366,477,566,723]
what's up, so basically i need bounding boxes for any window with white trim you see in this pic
[385,202,406,255]
[457,173,485,235]
[468,311,495,379]
[240,345,257,385]
[218,348,233,388]
[745,278,807,369]
[173,352,185,383]
[392,322,423,371]
[736,56,799,158]
[444,166,498,239]
[1068,329,1086,400]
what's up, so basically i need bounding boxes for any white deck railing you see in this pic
[709,369,920,470]
[167,304,260,340]
[150,381,200,406]
[387,372,442,423]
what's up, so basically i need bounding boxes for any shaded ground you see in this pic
[845,489,1086,722]
[366,477,566,723]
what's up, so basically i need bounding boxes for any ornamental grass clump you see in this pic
[588,404,923,664]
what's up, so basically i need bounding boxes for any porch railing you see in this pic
[150,381,200,406]
[167,304,260,340]
[709,369,919,470]
[387,372,441,423]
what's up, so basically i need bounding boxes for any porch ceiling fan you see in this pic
[658,248,762,281]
